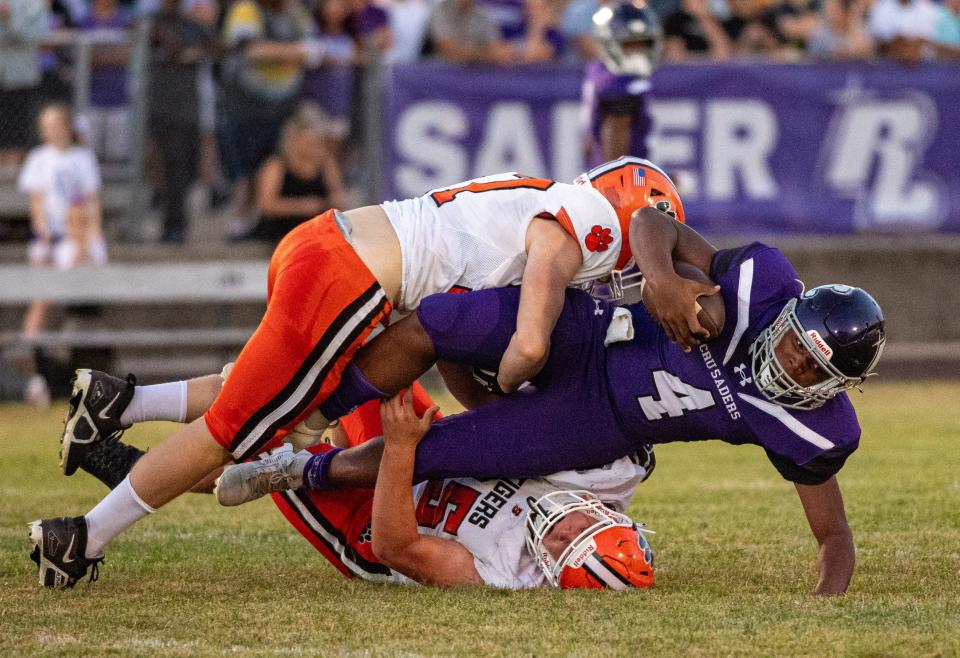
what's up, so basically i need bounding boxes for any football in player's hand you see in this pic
[642,261,725,341]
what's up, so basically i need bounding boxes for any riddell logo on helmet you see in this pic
[568,540,598,569]
[807,330,833,361]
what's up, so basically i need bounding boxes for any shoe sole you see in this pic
[59,369,94,477]
[28,520,71,589]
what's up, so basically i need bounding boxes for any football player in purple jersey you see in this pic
[211,205,884,595]
[581,0,661,167]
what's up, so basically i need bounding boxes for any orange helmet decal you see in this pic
[556,524,655,590]
[580,157,685,269]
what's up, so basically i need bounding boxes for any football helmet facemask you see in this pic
[525,490,654,590]
[576,156,684,301]
[751,285,886,410]
[593,0,663,78]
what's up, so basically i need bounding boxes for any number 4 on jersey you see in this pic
[638,370,715,421]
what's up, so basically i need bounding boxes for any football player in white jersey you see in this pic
[281,388,656,589]
[370,389,655,588]
[36,157,700,589]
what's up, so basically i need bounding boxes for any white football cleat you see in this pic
[214,444,312,507]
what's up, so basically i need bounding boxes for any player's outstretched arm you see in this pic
[794,477,856,596]
[497,220,583,393]
[629,207,720,350]
[371,390,483,587]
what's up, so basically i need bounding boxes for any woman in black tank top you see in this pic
[244,105,347,245]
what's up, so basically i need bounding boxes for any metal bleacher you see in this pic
[0,242,271,383]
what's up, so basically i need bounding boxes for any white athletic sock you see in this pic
[84,475,155,559]
[120,381,188,425]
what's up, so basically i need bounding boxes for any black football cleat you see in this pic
[28,516,102,589]
[81,439,146,490]
[60,370,136,476]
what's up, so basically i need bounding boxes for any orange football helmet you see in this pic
[525,490,655,590]
[575,156,685,300]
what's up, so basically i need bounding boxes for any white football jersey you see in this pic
[406,453,650,589]
[380,173,621,312]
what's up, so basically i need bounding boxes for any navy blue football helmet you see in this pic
[751,285,886,410]
[593,1,663,78]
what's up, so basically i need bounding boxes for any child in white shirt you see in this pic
[16,102,107,405]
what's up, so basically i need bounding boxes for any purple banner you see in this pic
[385,62,960,234]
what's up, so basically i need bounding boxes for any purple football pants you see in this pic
[408,287,636,481]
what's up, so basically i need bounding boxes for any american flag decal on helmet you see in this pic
[633,167,646,187]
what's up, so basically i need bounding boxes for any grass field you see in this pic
[1,381,958,657]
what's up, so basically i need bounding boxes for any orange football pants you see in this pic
[205,210,392,462]
[271,383,440,581]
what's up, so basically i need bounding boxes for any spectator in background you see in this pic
[509,0,567,62]
[721,0,783,57]
[807,0,873,59]
[476,0,524,43]
[147,0,217,243]
[72,0,132,39]
[560,0,601,61]
[311,0,358,62]
[242,103,346,245]
[0,0,50,166]
[74,0,134,163]
[302,0,355,168]
[347,0,392,55]
[36,3,74,108]
[426,0,512,64]
[173,0,226,212]
[453,0,566,62]
[384,0,436,63]
[867,0,939,63]
[17,102,105,406]
[771,0,819,54]
[662,0,732,60]
[934,0,960,59]
[219,0,318,232]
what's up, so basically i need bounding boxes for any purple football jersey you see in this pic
[581,59,652,168]
[603,243,861,479]
[375,244,860,486]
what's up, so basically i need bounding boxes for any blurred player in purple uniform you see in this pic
[581,0,662,166]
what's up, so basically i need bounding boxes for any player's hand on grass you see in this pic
[380,388,440,449]
[643,273,719,351]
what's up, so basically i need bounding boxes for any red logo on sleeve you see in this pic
[585,225,613,252]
